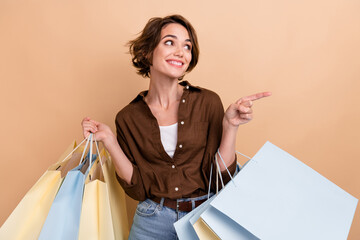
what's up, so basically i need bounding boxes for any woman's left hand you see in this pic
[224,92,272,128]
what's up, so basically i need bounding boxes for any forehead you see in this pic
[161,23,190,39]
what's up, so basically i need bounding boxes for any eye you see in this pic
[184,44,191,50]
[164,40,173,46]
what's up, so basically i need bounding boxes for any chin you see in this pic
[169,70,187,79]
[151,67,187,80]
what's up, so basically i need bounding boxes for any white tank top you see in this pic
[159,123,178,158]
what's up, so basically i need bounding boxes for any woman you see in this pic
[82,14,271,240]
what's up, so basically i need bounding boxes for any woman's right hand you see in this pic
[81,117,115,144]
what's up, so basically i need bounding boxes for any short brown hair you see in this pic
[128,15,199,78]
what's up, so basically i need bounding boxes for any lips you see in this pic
[166,60,184,68]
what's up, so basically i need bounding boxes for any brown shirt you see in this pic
[115,81,237,201]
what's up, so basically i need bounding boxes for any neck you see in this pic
[146,77,182,110]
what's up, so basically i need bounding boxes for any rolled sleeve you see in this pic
[115,116,146,201]
[115,164,146,201]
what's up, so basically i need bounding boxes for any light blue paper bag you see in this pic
[199,205,258,239]
[201,141,358,240]
[174,158,244,240]
[174,195,215,240]
[38,135,97,240]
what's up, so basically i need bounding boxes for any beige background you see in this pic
[1,0,359,238]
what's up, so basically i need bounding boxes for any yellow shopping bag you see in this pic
[78,151,114,240]
[193,218,220,240]
[0,140,86,240]
[78,143,129,240]
[101,149,129,239]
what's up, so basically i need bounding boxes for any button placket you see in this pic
[177,86,188,154]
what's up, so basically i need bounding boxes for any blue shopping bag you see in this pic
[174,159,246,240]
[174,195,215,240]
[38,135,97,240]
[200,142,358,240]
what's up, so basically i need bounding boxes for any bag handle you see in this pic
[87,134,94,174]
[207,152,226,199]
[84,134,107,179]
[217,149,252,187]
[94,135,104,171]
[58,134,92,165]
[86,135,105,181]
[77,133,96,176]
[78,134,96,177]
[207,163,213,199]
[84,134,109,183]
[235,150,252,163]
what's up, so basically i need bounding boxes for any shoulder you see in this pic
[191,85,223,110]
[115,91,148,126]
[183,81,222,105]
[115,104,132,125]
[199,87,222,103]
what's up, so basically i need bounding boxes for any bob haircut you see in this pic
[128,15,199,79]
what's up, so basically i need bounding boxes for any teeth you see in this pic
[169,60,183,66]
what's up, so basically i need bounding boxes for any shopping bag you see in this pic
[174,156,243,240]
[174,194,216,240]
[79,141,129,240]
[0,140,84,240]
[100,149,129,240]
[200,141,358,240]
[196,205,258,239]
[101,148,129,239]
[38,135,97,240]
[78,143,116,240]
[174,151,250,240]
[192,217,219,240]
[176,195,226,240]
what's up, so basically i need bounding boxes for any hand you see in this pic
[224,92,272,127]
[81,117,115,143]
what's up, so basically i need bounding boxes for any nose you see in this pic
[174,46,184,57]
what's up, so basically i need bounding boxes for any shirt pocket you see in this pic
[191,121,209,150]
[135,199,159,217]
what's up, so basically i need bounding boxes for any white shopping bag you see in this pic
[201,141,358,240]
[174,195,215,240]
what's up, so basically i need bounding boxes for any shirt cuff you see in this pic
[115,166,146,201]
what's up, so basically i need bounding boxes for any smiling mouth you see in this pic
[167,60,184,67]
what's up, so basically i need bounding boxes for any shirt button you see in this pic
[175,187,179,191]
[182,99,186,103]
[172,165,175,169]
[180,121,184,125]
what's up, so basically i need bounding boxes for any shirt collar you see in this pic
[179,80,201,91]
[132,80,201,103]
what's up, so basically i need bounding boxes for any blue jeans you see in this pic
[128,194,210,240]
[129,164,241,239]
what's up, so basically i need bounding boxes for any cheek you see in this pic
[152,48,168,62]
[186,52,192,65]
[151,51,163,66]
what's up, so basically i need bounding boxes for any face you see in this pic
[150,23,192,80]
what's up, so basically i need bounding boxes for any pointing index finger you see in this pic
[242,92,272,102]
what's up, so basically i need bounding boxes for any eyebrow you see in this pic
[162,34,191,42]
